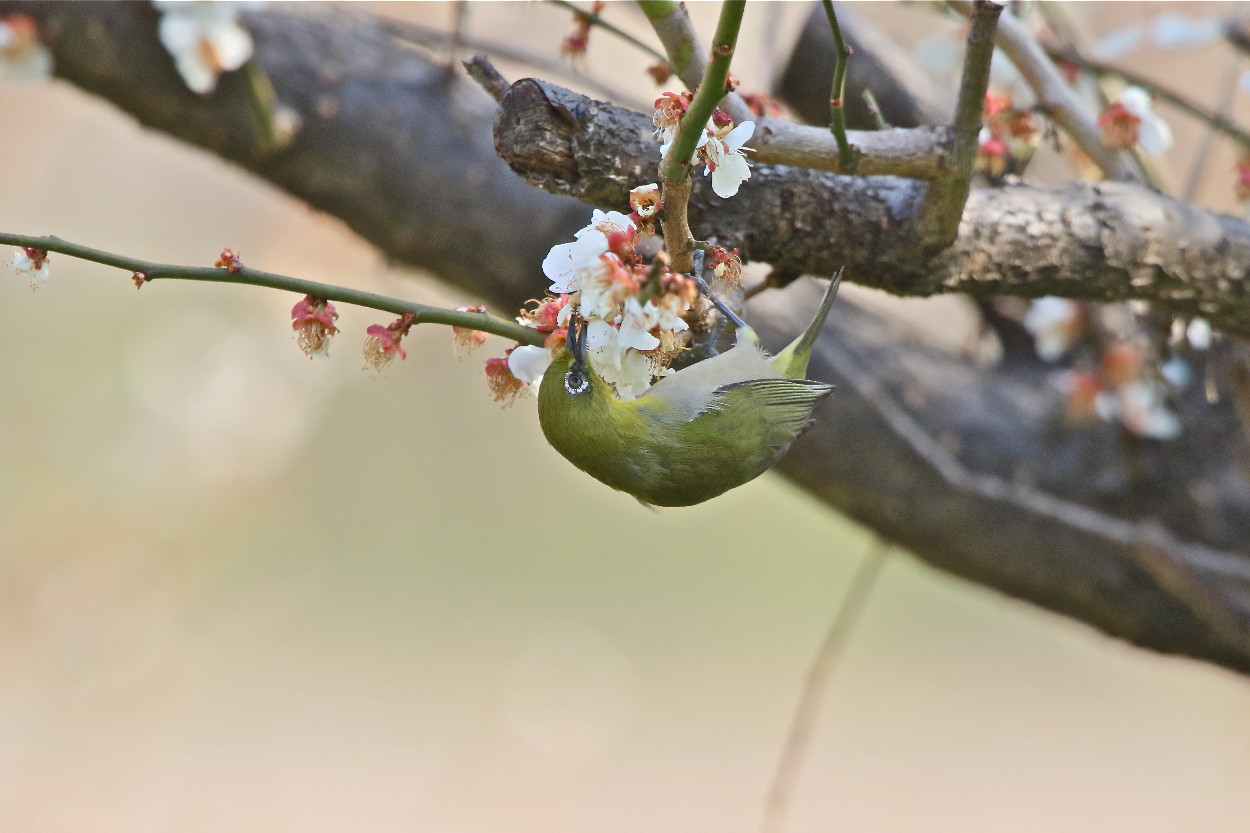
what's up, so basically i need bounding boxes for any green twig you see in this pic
[659,0,746,182]
[655,0,747,273]
[0,232,546,347]
[821,0,855,170]
[637,0,754,124]
[549,0,667,62]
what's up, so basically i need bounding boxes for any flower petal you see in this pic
[507,344,552,385]
[1119,86,1152,118]
[723,120,755,151]
[542,229,608,293]
[710,150,752,198]
[1137,113,1173,154]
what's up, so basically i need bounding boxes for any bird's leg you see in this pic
[691,249,750,331]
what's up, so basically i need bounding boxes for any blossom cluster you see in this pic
[653,92,755,199]
[1023,296,1210,441]
[483,197,700,404]
[976,91,1040,180]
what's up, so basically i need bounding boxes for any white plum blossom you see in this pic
[703,121,755,198]
[645,295,689,333]
[1119,86,1173,154]
[155,1,255,95]
[593,345,654,401]
[507,344,553,391]
[1023,297,1082,362]
[541,209,634,293]
[659,128,709,166]
[542,229,610,293]
[629,183,661,217]
[617,298,661,352]
[11,247,48,289]
[655,106,750,197]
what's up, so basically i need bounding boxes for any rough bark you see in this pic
[496,79,1250,338]
[10,1,1250,674]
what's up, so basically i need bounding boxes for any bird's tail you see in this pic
[773,267,844,379]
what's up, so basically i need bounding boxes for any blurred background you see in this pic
[1,2,1249,832]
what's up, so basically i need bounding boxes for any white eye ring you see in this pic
[564,369,589,395]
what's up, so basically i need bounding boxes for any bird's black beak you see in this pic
[566,314,587,366]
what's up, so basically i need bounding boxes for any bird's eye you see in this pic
[564,369,589,395]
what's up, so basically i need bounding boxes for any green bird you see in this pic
[537,266,842,507]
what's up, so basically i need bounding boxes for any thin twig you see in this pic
[1031,2,1161,189]
[1046,46,1250,152]
[448,0,469,69]
[862,89,891,130]
[823,338,1250,587]
[638,0,953,178]
[0,232,546,346]
[549,0,667,62]
[821,0,856,170]
[462,55,510,103]
[760,538,890,833]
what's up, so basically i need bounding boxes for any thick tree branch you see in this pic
[11,1,1250,675]
[495,79,1250,339]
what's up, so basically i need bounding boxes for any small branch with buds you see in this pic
[638,0,755,126]
[639,0,954,179]
[0,231,546,348]
[549,0,667,63]
[657,0,746,272]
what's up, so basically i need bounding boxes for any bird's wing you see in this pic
[708,378,835,451]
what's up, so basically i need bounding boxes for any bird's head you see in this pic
[538,314,612,418]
